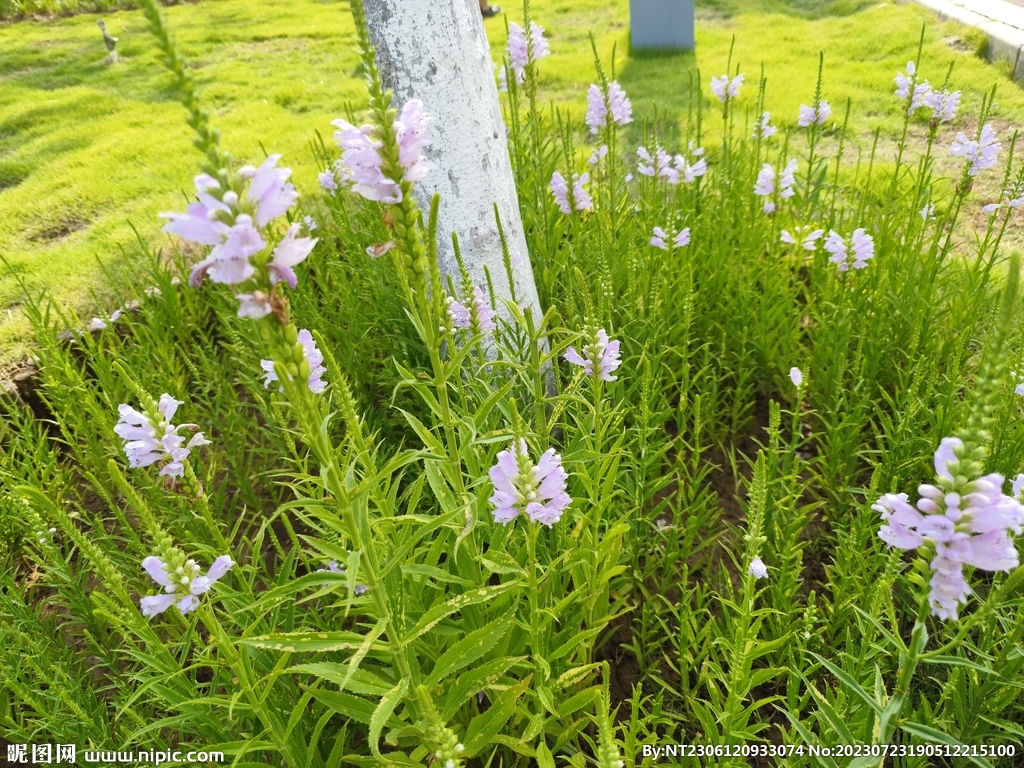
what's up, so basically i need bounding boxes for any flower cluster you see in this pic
[798,101,832,127]
[551,171,593,214]
[874,437,1024,620]
[114,395,209,480]
[261,329,327,394]
[636,144,705,185]
[585,82,633,134]
[780,227,825,251]
[754,111,777,140]
[162,156,315,316]
[650,226,690,250]
[446,286,496,333]
[506,21,548,85]
[950,124,1001,177]
[824,228,874,272]
[141,552,234,617]
[564,329,622,381]
[895,62,960,122]
[489,439,570,527]
[710,73,744,102]
[753,160,797,214]
[332,99,433,203]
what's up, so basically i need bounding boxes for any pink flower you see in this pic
[140,554,234,618]
[798,102,831,127]
[187,214,264,287]
[332,119,402,203]
[394,99,433,183]
[950,124,1001,177]
[114,395,208,479]
[268,224,317,289]
[564,329,621,381]
[236,292,272,320]
[923,89,960,123]
[607,82,632,126]
[754,111,777,139]
[710,73,744,102]
[551,171,591,214]
[824,228,873,272]
[586,82,632,133]
[507,22,529,71]
[261,329,327,394]
[585,84,606,133]
[248,154,298,228]
[488,439,571,527]
[754,164,775,214]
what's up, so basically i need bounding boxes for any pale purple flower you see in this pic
[850,228,874,269]
[710,73,744,102]
[920,203,936,221]
[472,286,496,332]
[909,81,932,115]
[636,146,656,177]
[675,147,706,184]
[489,439,571,527]
[261,329,327,394]
[160,174,230,246]
[303,215,317,232]
[564,329,621,381]
[332,119,402,203]
[394,99,434,183]
[656,148,678,184]
[798,102,831,127]
[650,227,668,250]
[824,228,873,271]
[551,171,591,213]
[585,81,631,133]
[651,226,689,250]
[789,367,803,387]
[236,292,272,320]
[874,438,1024,620]
[1016,383,1024,397]
[802,229,824,250]
[894,61,916,100]
[507,22,529,71]
[748,556,768,579]
[779,159,798,199]
[114,395,208,480]
[268,224,317,289]
[248,155,298,228]
[982,203,1002,214]
[754,164,775,214]
[585,84,606,133]
[754,111,777,140]
[140,554,234,618]
[607,82,632,126]
[447,297,471,329]
[1013,474,1024,498]
[530,22,549,61]
[781,230,796,245]
[589,144,609,166]
[950,124,1001,177]
[923,89,960,123]
[187,214,264,288]
[674,228,691,248]
[88,317,107,331]
[319,169,338,192]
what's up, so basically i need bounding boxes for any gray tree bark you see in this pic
[362,0,543,325]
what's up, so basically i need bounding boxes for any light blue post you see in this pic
[629,0,695,51]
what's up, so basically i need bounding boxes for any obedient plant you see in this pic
[6,0,1024,764]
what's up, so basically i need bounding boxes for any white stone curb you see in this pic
[912,0,1024,84]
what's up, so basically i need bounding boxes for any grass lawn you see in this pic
[1,0,1023,364]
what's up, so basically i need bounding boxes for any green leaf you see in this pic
[370,678,409,757]
[426,617,510,687]
[404,582,518,645]
[401,563,474,587]
[288,662,393,697]
[480,550,526,575]
[809,653,882,715]
[535,742,556,768]
[462,678,529,758]
[899,722,994,768]
[919,655,997,676]
[779,710,839,768]
[241,630,388,654]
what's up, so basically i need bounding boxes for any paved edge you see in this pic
[912,0,1024,85]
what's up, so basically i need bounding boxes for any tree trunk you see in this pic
[362,0,543,326]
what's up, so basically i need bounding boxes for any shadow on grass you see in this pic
[696,0,875,20]
[619,48,698,147]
